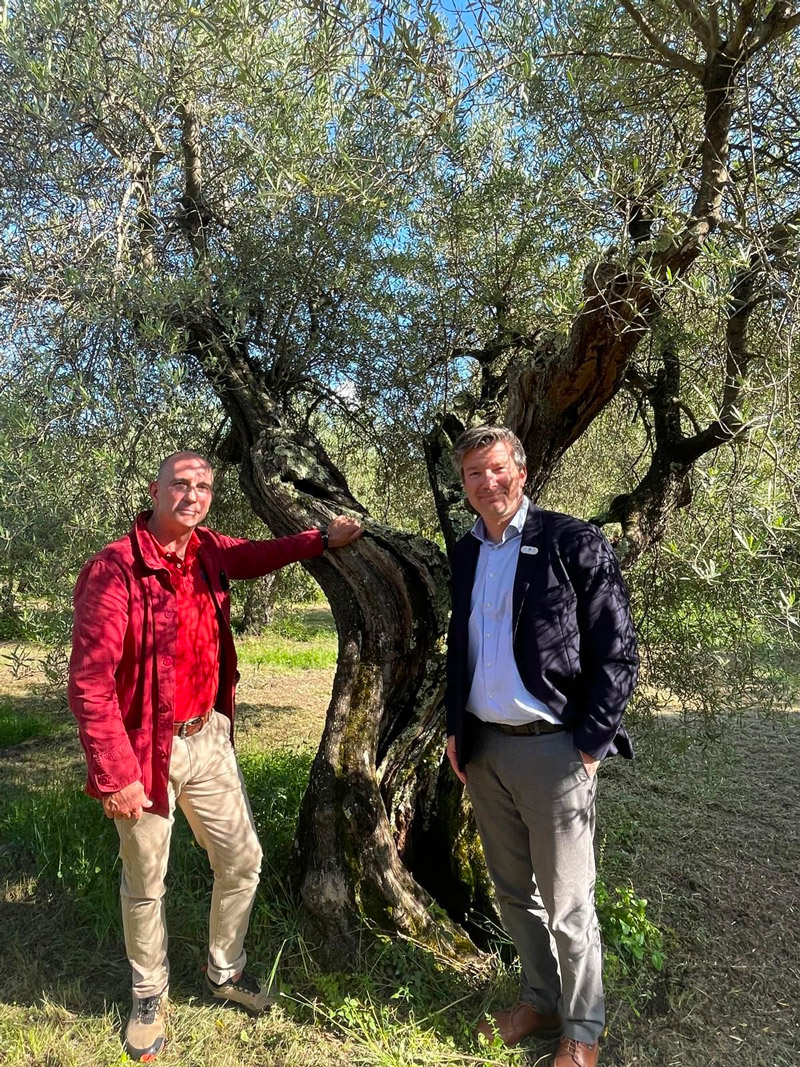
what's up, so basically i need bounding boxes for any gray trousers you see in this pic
[466,721,604,1045]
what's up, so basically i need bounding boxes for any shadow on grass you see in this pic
[0,691,72,746]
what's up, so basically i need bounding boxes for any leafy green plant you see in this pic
[595,878,664,972]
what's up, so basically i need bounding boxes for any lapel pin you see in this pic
[521,546,539,555]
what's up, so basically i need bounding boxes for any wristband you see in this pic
[321,530,329,550]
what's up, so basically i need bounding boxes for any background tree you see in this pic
[1,0,798,958]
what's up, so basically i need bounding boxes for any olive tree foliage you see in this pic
[2,0,799,957]
[0,338,221,630]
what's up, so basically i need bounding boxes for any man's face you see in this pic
[461,441,527,529]
[149,454,214,536]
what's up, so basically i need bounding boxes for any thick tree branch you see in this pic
[674,0,717,48]
[617,0,705,77]
[675,217,798,461]
[596,214,796,560]
[177,100,212,262]
[744,2,800,57]
[707,0,721,40]
[729,0,759,52]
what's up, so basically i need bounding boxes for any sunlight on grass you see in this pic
[237,607,338,673]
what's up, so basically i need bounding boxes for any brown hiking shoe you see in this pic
[124,991,167,1061]
[205,970,277,1015]
[475,1001,562,1046]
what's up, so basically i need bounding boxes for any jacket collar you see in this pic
[131,512,160,572]
[520,499,544,543]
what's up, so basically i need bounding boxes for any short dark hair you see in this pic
[451,425,527,478]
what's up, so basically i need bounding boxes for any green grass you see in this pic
[237,616,338,672]
[0,703,59,746]
[237,642,338,671]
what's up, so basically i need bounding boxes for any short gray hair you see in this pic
[451,425,527,479]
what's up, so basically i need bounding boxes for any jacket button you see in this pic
[164,610,173,619]
[159,703,170,714]
[162,656,172,666]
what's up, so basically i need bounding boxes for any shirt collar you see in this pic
[140,519,199,571]
[470,496,529,546]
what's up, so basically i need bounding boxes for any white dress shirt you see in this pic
[465,497,561,725]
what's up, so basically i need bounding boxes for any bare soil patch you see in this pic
[597,711,800,1066]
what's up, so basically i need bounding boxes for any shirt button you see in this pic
[486,662,492,668]
[164,610,173,619]
[489,572,495,578]
[159,703,170,714]
[162,656,172,666]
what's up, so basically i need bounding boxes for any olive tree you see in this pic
[1,0,798,957]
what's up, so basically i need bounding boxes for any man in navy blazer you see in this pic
[444,426,637,1067]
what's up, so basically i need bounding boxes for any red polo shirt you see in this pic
[145,527,220,723]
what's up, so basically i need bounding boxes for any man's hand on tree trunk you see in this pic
[446,735,467,785]
[326,515,364,547]
[102,780,153,820]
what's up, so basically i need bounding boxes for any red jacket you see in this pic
[68,513,324,816]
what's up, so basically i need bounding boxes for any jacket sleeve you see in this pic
[212,528,324,580]
[566,528,639,759]
[68,558,142,794]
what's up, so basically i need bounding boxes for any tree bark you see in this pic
[239,572,277,634]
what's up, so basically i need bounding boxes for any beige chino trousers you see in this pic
[116,711,262,998]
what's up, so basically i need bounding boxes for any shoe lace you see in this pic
[559,1038,593,1064]
[136,994,162,1024]
[229,971,260,995]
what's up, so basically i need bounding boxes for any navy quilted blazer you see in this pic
[446,502,639,768]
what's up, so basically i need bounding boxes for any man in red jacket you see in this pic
[69,451,362,1061]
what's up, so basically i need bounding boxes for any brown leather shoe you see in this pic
[475,1002,561,1046]
[553,1036,600,1066]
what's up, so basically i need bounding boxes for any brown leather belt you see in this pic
[473,716,566,736]
[173,709,213,738]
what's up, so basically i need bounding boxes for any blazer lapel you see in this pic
[512,502,545,621]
